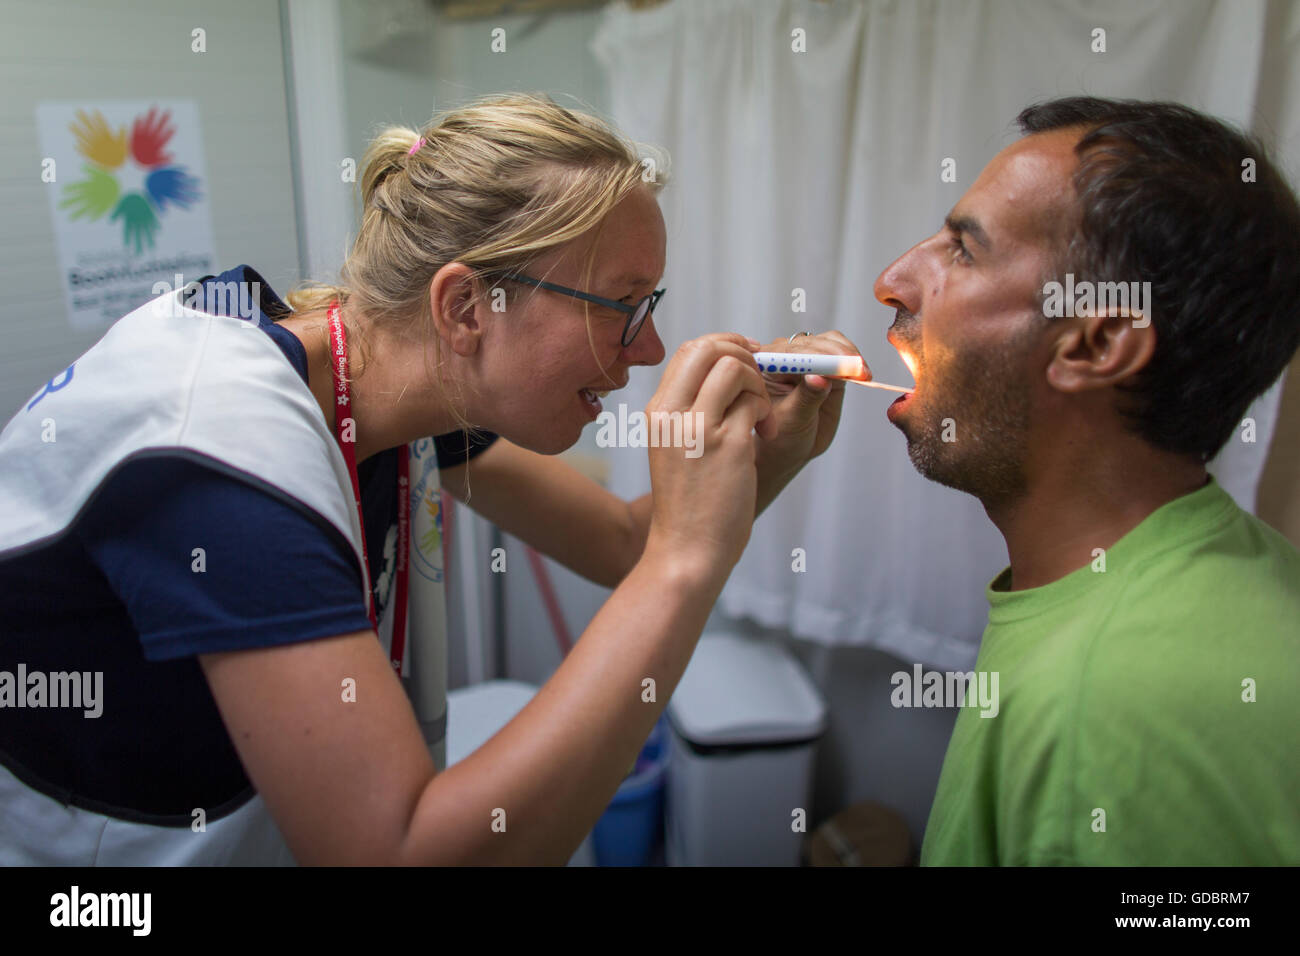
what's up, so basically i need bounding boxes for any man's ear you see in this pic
[1045,308,1156,393]
[429,262,485,357]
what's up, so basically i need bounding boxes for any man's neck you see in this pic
[984,442,1209,591]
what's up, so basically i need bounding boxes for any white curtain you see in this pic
[592,0,1299,670]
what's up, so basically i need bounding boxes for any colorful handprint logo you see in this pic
[59,107,202,255]
[419,489,443,556]
[412,485,446,584]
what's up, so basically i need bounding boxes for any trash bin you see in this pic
[591,716,668,866]
[665,632,827,866]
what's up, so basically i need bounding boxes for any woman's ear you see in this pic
[429,262,485,356]
[1045,308,1157,393]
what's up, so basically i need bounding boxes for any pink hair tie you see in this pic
[408,136,426,156]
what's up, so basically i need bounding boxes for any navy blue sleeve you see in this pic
[75,455,374,662]
[434,429,498,468]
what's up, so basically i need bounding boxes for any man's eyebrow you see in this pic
[944,214,992,250]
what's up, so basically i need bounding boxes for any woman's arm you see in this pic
[439,439,650,588]
[199,335,773,865]
[439,332,860,588]
[199,540,724,865]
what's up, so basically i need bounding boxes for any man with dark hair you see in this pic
[874,96,1300,865]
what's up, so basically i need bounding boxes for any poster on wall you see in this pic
[35,100,217,330]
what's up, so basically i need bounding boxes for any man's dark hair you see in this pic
[1018,96,1300,462]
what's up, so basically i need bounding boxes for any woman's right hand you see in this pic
[642,333,776,577]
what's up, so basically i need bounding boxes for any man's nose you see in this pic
[874,240,926,313]
[622,313,667,366]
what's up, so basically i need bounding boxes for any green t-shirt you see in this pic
[921,478,1300,865]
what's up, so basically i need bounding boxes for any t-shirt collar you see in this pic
[985,475,1233,623]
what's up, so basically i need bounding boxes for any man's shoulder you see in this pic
[1029,498,1300,736]
[1072,504,1300,728]
[1098,497,1300,636]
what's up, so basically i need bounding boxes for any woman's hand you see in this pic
[642,333,776,575]
[749,331,865,496]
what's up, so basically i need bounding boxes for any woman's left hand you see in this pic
[749,330,864,491]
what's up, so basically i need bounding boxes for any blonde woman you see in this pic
[0,94,859,865]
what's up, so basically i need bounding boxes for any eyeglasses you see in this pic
[500,273,665,347]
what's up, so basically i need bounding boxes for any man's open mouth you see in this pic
[896,351,919,399]
[899,350,918,384]
[885,337,919,420]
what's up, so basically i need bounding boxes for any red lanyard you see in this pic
[328,301,410,673]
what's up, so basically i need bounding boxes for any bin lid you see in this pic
[668,632,827,746]
[446,679,538,767]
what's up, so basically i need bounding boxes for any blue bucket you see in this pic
[592,717,668,866]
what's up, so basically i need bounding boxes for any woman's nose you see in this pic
[623,313,667,366]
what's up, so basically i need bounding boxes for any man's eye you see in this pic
[950,235,973,263]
